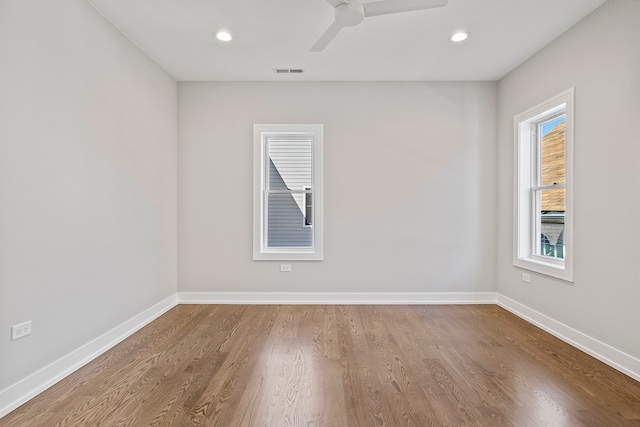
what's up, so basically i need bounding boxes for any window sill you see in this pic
[514,256,573,282]
[253,249,323,261]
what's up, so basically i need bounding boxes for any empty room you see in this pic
[1,0,639,425]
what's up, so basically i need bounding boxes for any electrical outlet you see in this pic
[11,321,32,340]
[280,264,292,272]
[522,273,531,283]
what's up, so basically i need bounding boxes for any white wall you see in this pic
[178,82,497,294]
[0,0,178,389]
[497,0,640,359]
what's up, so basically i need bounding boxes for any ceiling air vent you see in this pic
[274,68,304,74]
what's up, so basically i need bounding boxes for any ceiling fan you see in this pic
[310,0,448,52]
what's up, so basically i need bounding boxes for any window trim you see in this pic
[303,187,312,228]
[513,88,574,282]
[253,124,323,261]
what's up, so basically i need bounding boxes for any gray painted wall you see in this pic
[0,0,178,389]
[496,0,640,360]
[178,81,497,293]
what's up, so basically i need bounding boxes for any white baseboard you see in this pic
[0,294,179,419]
[496,294,640,382]
[177,291,498,305]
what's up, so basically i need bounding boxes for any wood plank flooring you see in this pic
[2,304,639,426]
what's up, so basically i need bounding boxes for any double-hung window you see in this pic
[253,124,323,260]
[514,89,574,281]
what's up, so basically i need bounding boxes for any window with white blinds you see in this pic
[253,125,323,260]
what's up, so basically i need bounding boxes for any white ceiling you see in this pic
[87,0,606,82]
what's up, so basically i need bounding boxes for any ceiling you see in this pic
[87,0,606,82]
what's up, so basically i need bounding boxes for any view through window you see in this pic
[538,115,566,259]
[266,137,313,247]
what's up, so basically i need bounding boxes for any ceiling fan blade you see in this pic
[363,0,447,17]
[310,22,344,52]
[326,0,349,7]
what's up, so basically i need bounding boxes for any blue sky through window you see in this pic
[542,116,566,137]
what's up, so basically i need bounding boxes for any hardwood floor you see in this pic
[2,304,639,426]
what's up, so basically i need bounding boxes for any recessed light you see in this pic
[216,31,232,42]
[450,31,469,42]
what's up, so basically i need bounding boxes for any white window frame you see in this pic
[303,187,312,228]
[253,124,323,261]
[514,88,574,282]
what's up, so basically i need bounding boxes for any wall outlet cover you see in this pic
[11,321,32,340]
